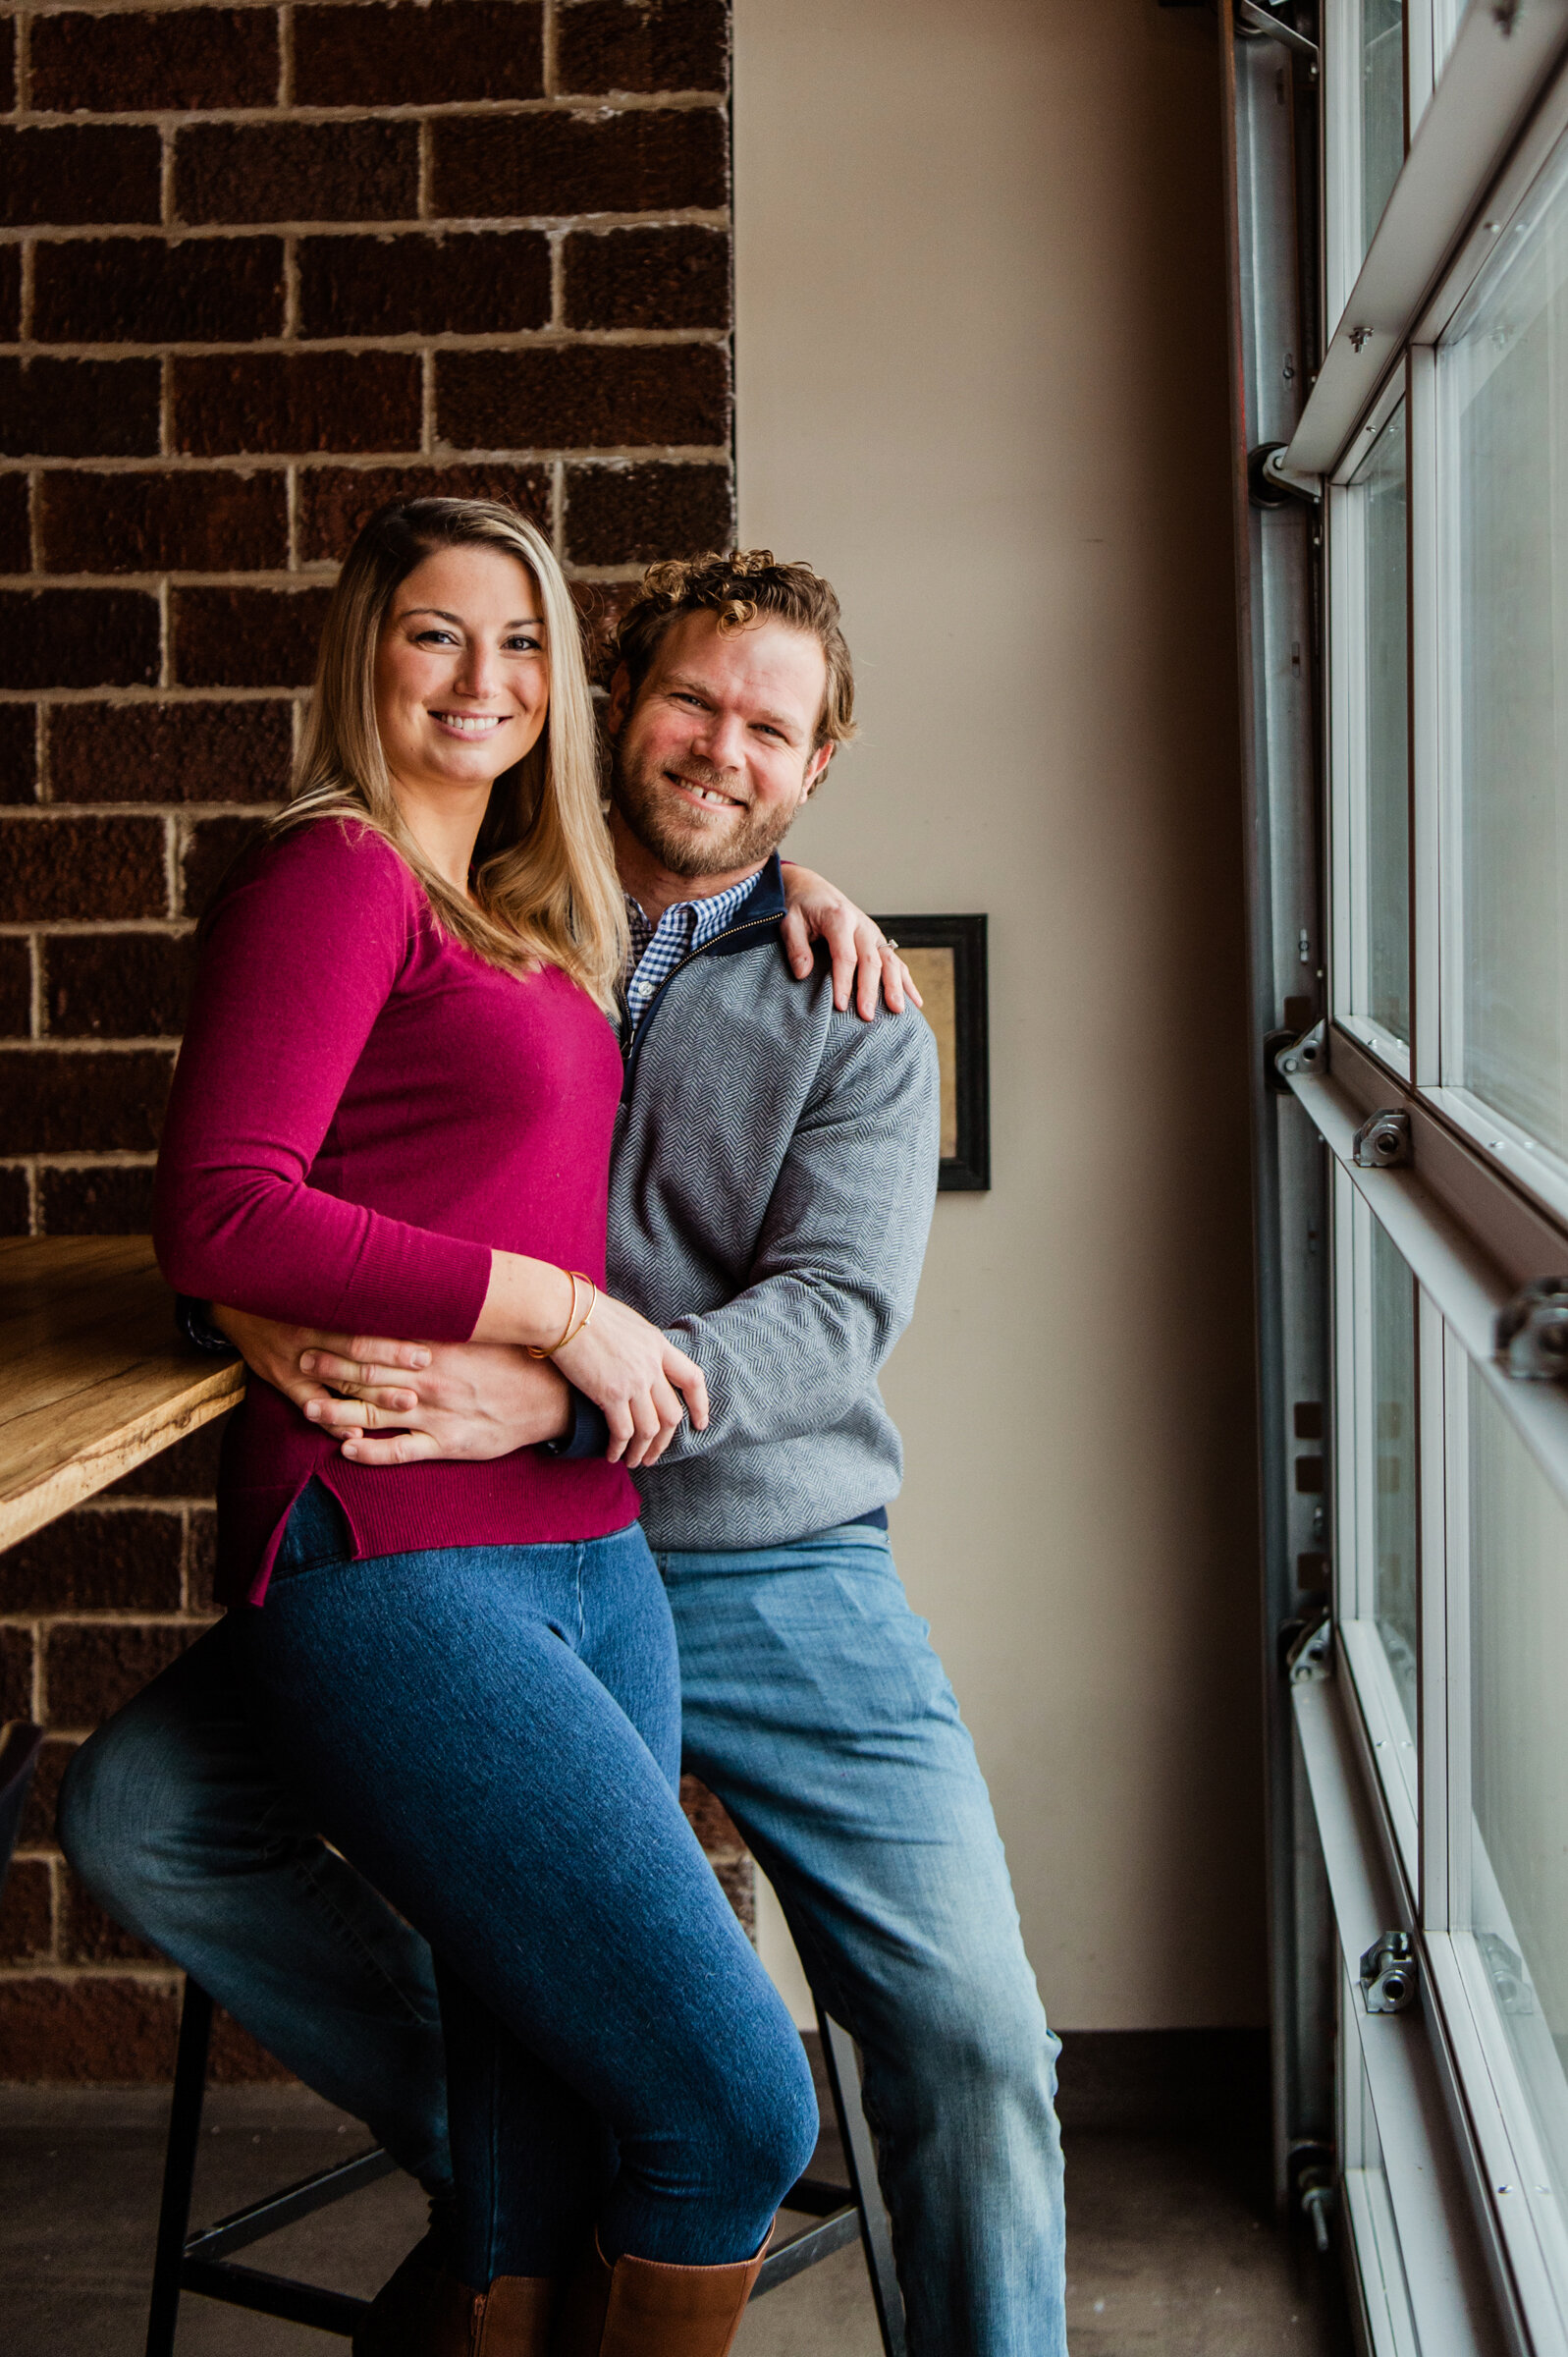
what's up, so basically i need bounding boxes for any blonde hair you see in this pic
[273,498,627,1014]
[616,549,857,752]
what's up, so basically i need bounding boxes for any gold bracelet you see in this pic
[527,1270,579,1360]
[563,1275,597,1346]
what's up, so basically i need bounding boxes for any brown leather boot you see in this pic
[470,2275,559,2354]
[352,2236,556,2357]
[553,2232,767,2357]
[351,2230,478,2357]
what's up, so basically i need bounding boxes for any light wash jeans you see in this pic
[60,1520,1066,2356]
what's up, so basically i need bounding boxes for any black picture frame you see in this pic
[873,913,990,1191]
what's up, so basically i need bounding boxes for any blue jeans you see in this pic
[225,1482,815,2280]
[61,1519,1065,2355]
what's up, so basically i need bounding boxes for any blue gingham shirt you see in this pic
[623,874,758,1025]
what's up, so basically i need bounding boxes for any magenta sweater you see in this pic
[154,818,636,1606]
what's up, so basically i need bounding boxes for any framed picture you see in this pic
[872,913,990,1190]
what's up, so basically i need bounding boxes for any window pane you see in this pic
[1445,141,1568,1158]
[1371,1218,1418,1734]
[1362,0,1404,250]
[1468,1368,1568,2198]
[1355,402,1410,1042]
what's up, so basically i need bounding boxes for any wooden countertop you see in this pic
[0,1237,243,1551]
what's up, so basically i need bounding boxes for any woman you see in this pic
[153,499,820,2357]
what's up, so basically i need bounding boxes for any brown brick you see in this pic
[0,814,166,921]
[31,9,280,114]
[298,464,550,562]
[18,1737,76,1849]
[0,125,162,228]
[0,469,28,570]
[0,243,19,340]
[566,460,730,565]
[39,469,289,576]
[298,231,551,340]
[0,1858,53,1962]
[38,1162,158,1233]
[177,120,420,228]
[42,1619,195,1727]
[565,225,729,331]
[559,0,728,95]
[173,351,423,457]
[33,236,285,346]
[295,1,544,106]
[173,586,334,689]
[0,1049,174,1153]
[0,937,29,1036]
[0,703,37,803]
[181,810,270,913]
[0,1975,179,2081]
[44,934,197,1039]
[188,1507,218,1611]
[431,105,727,219]
[0,125,161,231]
[0,588,159,690]
[59,1870,163,1965]
[49,701,293,806]
[0,1507,185,1614]
[0,359,161,459]
[1,1625,34,1719]
[439,342,728,452]
[0,17,13,113]
[107,1413,230,1500]
[0,1165,28,1233]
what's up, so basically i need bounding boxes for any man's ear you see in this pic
[606,662,632,739]
[803,742,836,798]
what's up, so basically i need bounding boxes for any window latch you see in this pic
[1352,1109,1411,1169]
[1361,1931,1418,2013]
[1496,1278,1568,1381]
[1274,1017,1326,1088]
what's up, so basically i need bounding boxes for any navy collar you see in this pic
[703,853,786,955]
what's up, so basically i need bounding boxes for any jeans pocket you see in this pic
[270,1478,354,1583]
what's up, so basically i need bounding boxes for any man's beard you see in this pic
[609,743,797,878]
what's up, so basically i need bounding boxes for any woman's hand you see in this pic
[551,1291,708,1470]
[779,863,924,1021]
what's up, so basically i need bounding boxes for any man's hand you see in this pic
[211,1308,572,1465]
[778,864,924,1022]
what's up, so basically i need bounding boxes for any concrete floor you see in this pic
[0,2082,1351,2356]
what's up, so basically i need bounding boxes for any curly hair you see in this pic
[613,550,857,750]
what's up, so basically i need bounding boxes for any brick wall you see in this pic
[0,0,744,2078]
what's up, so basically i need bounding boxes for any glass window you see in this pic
[1362,0,1405,250]
[1442,137,1568,1162]
[1349,401,1410,1046]
[1370,1219,1418,1736]
[1466,1365,1568,2202]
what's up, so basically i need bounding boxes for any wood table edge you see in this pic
[0,1362,245,1553]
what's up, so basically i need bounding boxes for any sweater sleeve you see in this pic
[153,821,494,1340]
[653,1004,941,1460]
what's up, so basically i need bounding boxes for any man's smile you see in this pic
[666,768,745,813]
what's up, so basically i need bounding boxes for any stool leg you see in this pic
[144,1978,214,2357]
[818,2008,907,2357]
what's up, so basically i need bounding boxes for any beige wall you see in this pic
[734,0,1268,2028]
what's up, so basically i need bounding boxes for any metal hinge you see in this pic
[1236,0,1320,59]
[1274,1017,1327,1088]
[1361,1931,1418,2013]
[1352,1108,1411,1169]
[1285,1611,1331,1684]
[1496,1278,1568,1381]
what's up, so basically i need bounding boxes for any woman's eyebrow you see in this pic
[397,606,545,627]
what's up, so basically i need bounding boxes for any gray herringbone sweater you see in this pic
[610,856,941,1553]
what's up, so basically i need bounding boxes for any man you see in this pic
[61,552,1066,2357]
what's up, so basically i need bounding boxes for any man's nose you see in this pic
[691,707,747,771]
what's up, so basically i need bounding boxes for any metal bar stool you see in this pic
[146,1977,906,2356]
